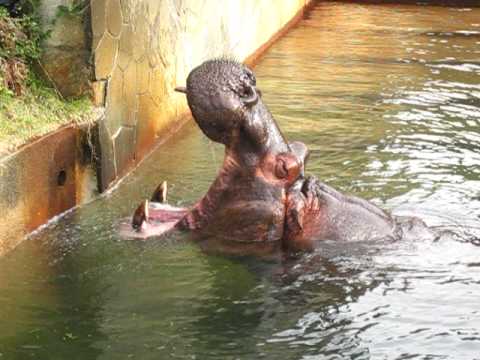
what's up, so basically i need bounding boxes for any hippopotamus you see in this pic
[126,59,439,255]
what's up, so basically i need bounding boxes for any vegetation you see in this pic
[55,0,89,17]
[0,2,94,155]
[0,75,94,154]
[0,4,43,97]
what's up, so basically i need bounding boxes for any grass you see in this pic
[0,73,96,155]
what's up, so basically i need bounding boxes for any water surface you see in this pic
[1,2,480,359]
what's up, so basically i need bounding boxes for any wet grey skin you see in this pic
[133,59,439,255]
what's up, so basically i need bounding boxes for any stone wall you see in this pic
[39,0,92,98]
[91,0,311,191]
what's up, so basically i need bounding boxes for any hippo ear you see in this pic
[175,86,187,94]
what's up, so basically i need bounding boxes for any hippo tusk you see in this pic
[132,200,149,231]
[151,181,168,203]
[175,86,187,94]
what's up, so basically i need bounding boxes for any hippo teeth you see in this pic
[151,181,168,203]
[132,200,149,231]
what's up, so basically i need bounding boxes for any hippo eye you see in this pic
[241,70,256,87]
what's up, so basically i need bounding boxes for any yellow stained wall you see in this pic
[0,126,97,256]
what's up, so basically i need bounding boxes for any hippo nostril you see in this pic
[275,158,288,179]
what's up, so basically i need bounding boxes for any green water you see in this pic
[1,2,480,359]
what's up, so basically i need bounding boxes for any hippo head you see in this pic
[175,59,309,254]
[178,59,302,165]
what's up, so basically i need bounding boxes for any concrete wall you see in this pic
[91,0,311,191]
[39,0,92,98]
[0,125,98,256]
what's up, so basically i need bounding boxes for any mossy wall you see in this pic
[39,0,92,98]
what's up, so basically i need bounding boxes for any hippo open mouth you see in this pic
[125,59,308,251]
[126,59,440,255]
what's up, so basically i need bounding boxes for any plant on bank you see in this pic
[0,1,47,98]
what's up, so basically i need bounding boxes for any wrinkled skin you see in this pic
[127,59,438,255]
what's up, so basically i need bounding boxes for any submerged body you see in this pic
[284,176,438,252]
[127,59,439,255]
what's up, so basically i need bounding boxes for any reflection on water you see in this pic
[1,2,480,359]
